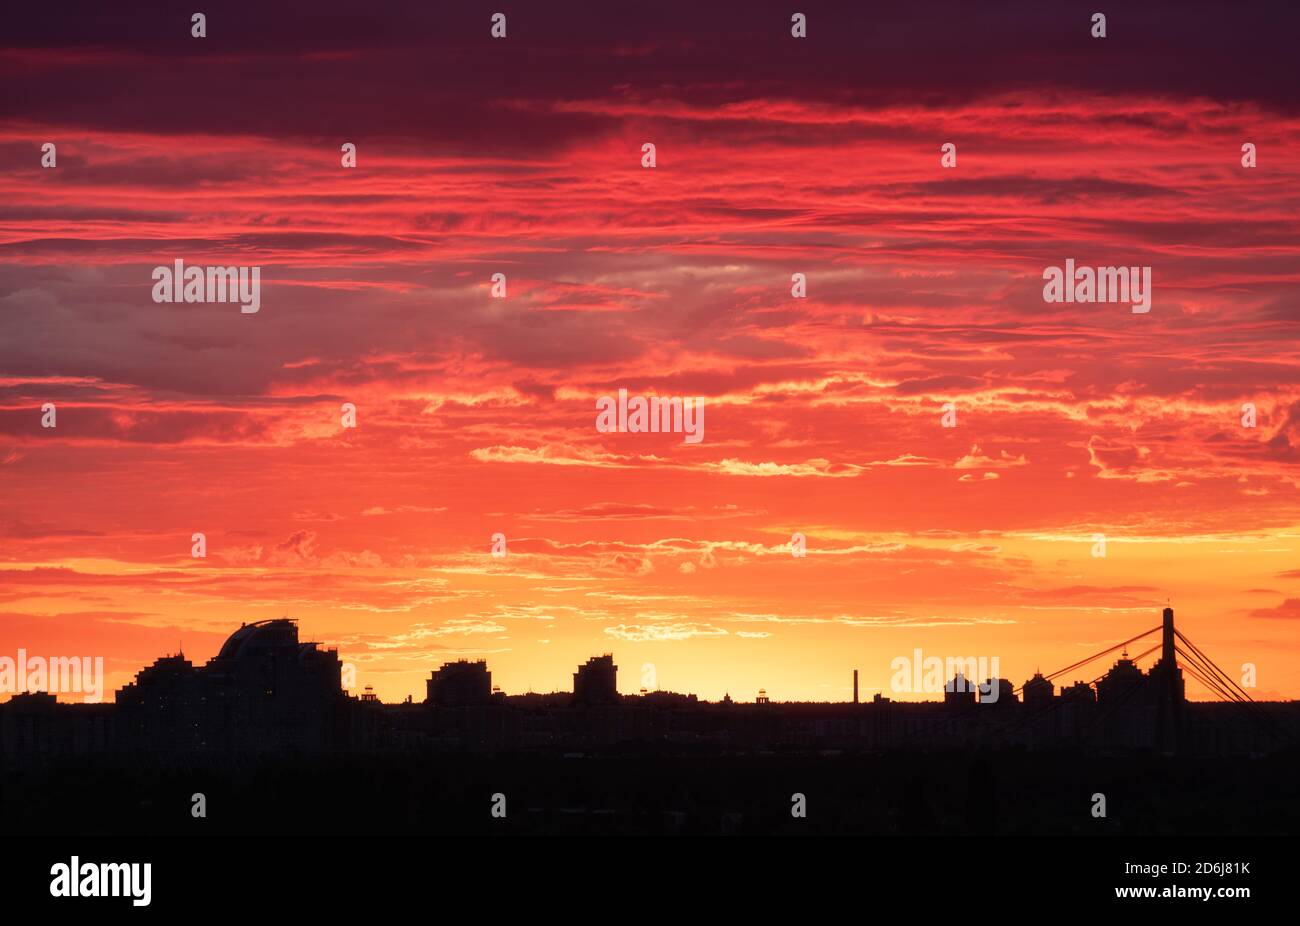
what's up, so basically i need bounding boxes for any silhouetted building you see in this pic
[1022,672,1054,707]
[427,660,492,706]
[944,673,977,708]
[117,619,346,753]
[1059,681,1096,703]
[979,678,1016,706]
[1097,652,1145,704]
[0,691,113,758]
[115,653,204,749]
[573,655,618,706]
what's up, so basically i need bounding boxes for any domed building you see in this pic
[117,619,347,753]
[206,619,343,701]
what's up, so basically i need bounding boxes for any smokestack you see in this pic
[853,669,859,704]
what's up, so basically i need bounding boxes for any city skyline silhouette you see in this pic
[4,605,1295,762]
[2,602,1293,706]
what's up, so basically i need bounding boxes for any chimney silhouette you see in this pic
[853,669,859,704]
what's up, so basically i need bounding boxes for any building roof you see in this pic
[213,619,299,662]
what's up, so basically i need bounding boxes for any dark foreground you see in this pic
[5,747,1298,837]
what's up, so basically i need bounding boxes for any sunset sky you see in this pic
[2,1,1299,704]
